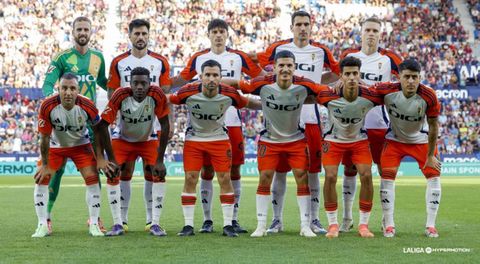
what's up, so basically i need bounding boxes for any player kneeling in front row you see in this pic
[168,60,260,237]
[33,73,110,237]
[373,59,442,238]
[318,57,380,238]
[95,67,170,236]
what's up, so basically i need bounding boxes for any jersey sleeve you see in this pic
[239,75,275,95]
[37,97,57,135]
[322,46,340,75]
[107,58,121,90]
[257,40,291,67]
[179,50,209,81]
[380,49,403,76]
[101,88,130,124]
[369,82,401,96]
[360,86,384,105]
[315,87,339,106]
[233,50,262,78]
[159,58,172,86]
[221,85,248,109]
[42,55,63,96]
[168,83,200,105]
[418,85,441,118]
[149,86,170,119]
[78,96,100,125]
[96,53,108,91]
[339,48,359,60]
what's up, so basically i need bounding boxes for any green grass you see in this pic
[0,176,478,263]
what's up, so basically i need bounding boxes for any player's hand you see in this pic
[34,165,54,184]
[424,155,441,172]
[333,80,344,94]
[97,159,119,179]
[153,161,167,179]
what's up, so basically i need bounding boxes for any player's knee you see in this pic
[144,173,153,182]
[344,165,357,177]
[84,175,99,185]
[185,172,199,186]
[423,167,440,179]
[230,165,241,181]
[201,166,215,180]
[120,173,133,181]
[41,176,52,187]
[107,176,120,185]
[381,168,397,180]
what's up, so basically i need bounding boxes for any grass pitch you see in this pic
[0,176,478,263]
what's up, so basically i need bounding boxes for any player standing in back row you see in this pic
[252,11,340,234]
[338,17,402,232]
[172,19,266,234]
[41,16,108,234]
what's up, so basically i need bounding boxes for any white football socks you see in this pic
[86,184,101,225]
[120,180,131,224]
[271,172,287,222]
[380,179,395,227]
[232,179,241,221]
[308,172,320,221]
[144,180,153,224]
[34,184,49,226]
[200,179,213,222]
[106,184,122,225]
[152,182,166,226]
[426,177,441,228]
[342,175,357,220]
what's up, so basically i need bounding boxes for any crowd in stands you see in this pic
[468,0,480,41]
[0,0,478,158]
[0,0,107,89]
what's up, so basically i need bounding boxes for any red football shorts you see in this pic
[48,143,97,171]
[184,140,232,172]
[275,124,322,173]
[203,126,244,167]
[323,140,372,166]
[342,129,386,166]
[257,139,309,172]
[112,139,159,166]
[380,139,440,178]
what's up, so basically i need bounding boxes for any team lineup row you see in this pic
[32,11,441,239]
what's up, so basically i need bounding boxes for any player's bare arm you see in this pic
[93,119,118,179]
[425,117,441,171]
[154,115,170,179]
[34,133,55,184]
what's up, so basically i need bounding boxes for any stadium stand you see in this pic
[0,0,478,159]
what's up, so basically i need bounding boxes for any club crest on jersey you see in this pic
[230,60,234,67]
[144,105,150,113]
[219,104,224,111]
[150,65,155,72]
[295,94,300,101]
[362,107,367,115]
[417,106,422,114]
[311,53,315,61]
[78,116,83,124]
[378,62,382,70]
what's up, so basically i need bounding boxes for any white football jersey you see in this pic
[259,39,340,125]
[342,48,402,129]
[169,83,248,142]
[241,75,321,143]
[374,83,441,144]
[179,47,262,126]
[317,87,382,143]
[38,95,99,148]
[101,86,169,142]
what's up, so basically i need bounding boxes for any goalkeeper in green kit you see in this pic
[41,16,108,234]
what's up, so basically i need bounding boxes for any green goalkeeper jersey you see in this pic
[42,47,107,103]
